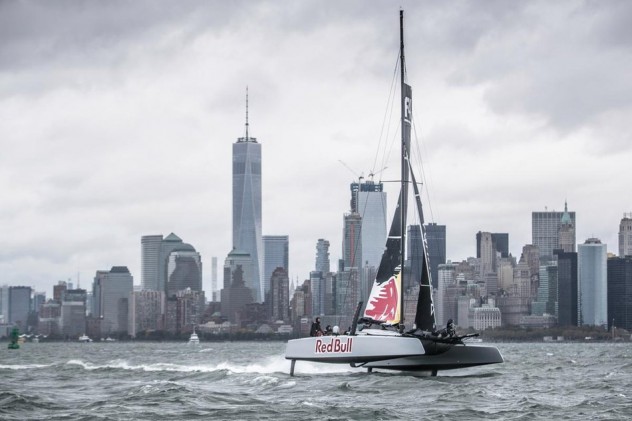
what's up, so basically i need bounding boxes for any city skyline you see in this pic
[1,1,631,295]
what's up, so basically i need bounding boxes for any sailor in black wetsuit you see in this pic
[310,317,323,336]
[445,319,456,337]
[434,319,456,338]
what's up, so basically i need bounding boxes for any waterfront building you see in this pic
[232,95,263,302]
[426,223,446,289]
[223,248,256,303]
[290,280,311,325]
[335,268,359,324]
[315,239,330,274]
[38,300,61,336]
[619,214,632,257]
[93,267,133,335]
[8,286,31,329]
[476,232,509,278]
[211,256,218,302]
[166,250,202,297]
[559,203,575,253]
[607,255,632,331]
[532,202,576,260]
[436,262,457,327]
[352,180,386,285]
[531,263,558,317]
[406,225,423,291]
[141,233,199,295]
[175,288,205,333]
[141,234,163,290]
[555,249,578,327]
[60,289,87,338]
[0,285,9,323]
[53,281,67,302]
[310,271,325,317]
[497,258,515,292]
[342,212,362,272]
[128,290,165,337]
[472,304,502,331]
[159,234,196,295]
[33,292,46,315]
[262,235,289,297]
[221,250,255,324]
[268,267,290,322]
[578,238,608,327]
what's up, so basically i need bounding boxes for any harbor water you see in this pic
[1,341,631,420]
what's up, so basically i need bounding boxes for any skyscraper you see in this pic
[211,256,218,302]
[555,249,578,327]
[578,238,607,327]
[342,212,362,270]
[269,267,290,322]
[406,225,423,291]
[233,93,263,302]
[476,232,509,260]
[559,203,575,253]
[477,231,495,277]
[262,235,289,296]
[310,270,325,316]
[436,263,456,327]
[129,290,165,337]
[0,285,9,323]
[426,223,446,289]
[532,202,576,260]
[93,266,133,335]
[531,264,557,317]
[141,235,163,291]
[166,250,202,297]
[619,214,632,257]
[141,233,200,297]
[607,255,632,331]
[315,239,330,274]
[221,249,255,324]
[351,180,387,276]
[60,289,87,337]
[8,286,31,329]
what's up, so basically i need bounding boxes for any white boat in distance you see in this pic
[78,334,92,343]
[188,330,200,345]
[285,10,503,376]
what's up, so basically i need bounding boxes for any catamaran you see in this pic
[285,10,504,376]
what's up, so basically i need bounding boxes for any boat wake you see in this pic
[61,354,348,376]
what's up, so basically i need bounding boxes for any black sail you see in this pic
[409,161,436,332]
[362,191,403,324]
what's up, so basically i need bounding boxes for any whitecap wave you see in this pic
[0,364,52,370]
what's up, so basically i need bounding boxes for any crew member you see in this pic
[310,317,323,337]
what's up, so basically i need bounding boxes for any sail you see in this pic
[409,161,436,332]
[363,191,403,324]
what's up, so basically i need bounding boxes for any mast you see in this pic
[399,9,408,326]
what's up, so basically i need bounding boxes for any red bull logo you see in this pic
[364,275,399,322]
[315,337,353,354]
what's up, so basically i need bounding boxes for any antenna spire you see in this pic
[245,86,249,141]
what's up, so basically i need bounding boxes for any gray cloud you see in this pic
[1,0,630,295]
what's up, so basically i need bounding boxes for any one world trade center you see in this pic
[232,91,263,302]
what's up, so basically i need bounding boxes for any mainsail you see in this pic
[363,192,402,324]
[409,161,436,332]
[363,19,436,331]
[363,76,413,325]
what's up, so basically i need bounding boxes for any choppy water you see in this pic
[1,341,631,420]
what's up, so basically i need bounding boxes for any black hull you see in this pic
[360,343,503,372]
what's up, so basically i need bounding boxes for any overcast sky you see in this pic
[1,0,631,297]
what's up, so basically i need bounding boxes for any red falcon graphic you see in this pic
[364,275,399,322]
